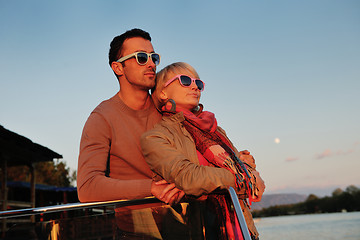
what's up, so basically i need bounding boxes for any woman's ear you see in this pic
[159,90,168,101]
[111,62,123,76]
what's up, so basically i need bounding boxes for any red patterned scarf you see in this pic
[162,101,253,239]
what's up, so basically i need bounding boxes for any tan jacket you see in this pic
[141,112,260,238]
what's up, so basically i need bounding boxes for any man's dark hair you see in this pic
[108,28,151,66]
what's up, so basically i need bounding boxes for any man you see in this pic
[77,28,183,204]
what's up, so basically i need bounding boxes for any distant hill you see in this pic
[251,193,307,210]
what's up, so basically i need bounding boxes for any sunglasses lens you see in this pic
[151,54,160,66]
[195,80,204,91]
[179,76,192,86]
[136,53,148,65]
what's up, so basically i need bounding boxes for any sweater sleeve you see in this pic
[140,126,236,197]
[77,112,152,202]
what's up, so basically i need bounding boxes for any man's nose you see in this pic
[147,57,156,68]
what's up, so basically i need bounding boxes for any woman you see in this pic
[141,62,265,239]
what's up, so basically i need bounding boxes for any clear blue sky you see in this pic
[1,1,359,196]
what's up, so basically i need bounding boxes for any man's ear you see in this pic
[111,62,123,76]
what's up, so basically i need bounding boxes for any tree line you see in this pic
[252,185,360,218]
[7,160,76,187]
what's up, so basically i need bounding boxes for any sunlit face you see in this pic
[118,37,157,90]
[161,71,202,111]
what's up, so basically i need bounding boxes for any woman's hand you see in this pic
[239,150,256,169]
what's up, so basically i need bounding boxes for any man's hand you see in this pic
[239,150,256,168]
[239,150,265,201]
[151,180,185,205]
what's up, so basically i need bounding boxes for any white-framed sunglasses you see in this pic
[116,51,161,66]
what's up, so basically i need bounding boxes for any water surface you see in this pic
[255,211,360,240]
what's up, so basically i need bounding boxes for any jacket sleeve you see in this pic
[77,112,152,202]
[140,125,236,197]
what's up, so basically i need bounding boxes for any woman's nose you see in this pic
[190,81,199,91]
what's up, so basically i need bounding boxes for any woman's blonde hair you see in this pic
[152,62,200,110]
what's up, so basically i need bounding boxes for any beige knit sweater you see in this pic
[77,93,161,202]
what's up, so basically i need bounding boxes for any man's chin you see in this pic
[139,83,155,91]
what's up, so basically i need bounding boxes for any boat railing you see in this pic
[0,187,251,240]
[0,196,160,220]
